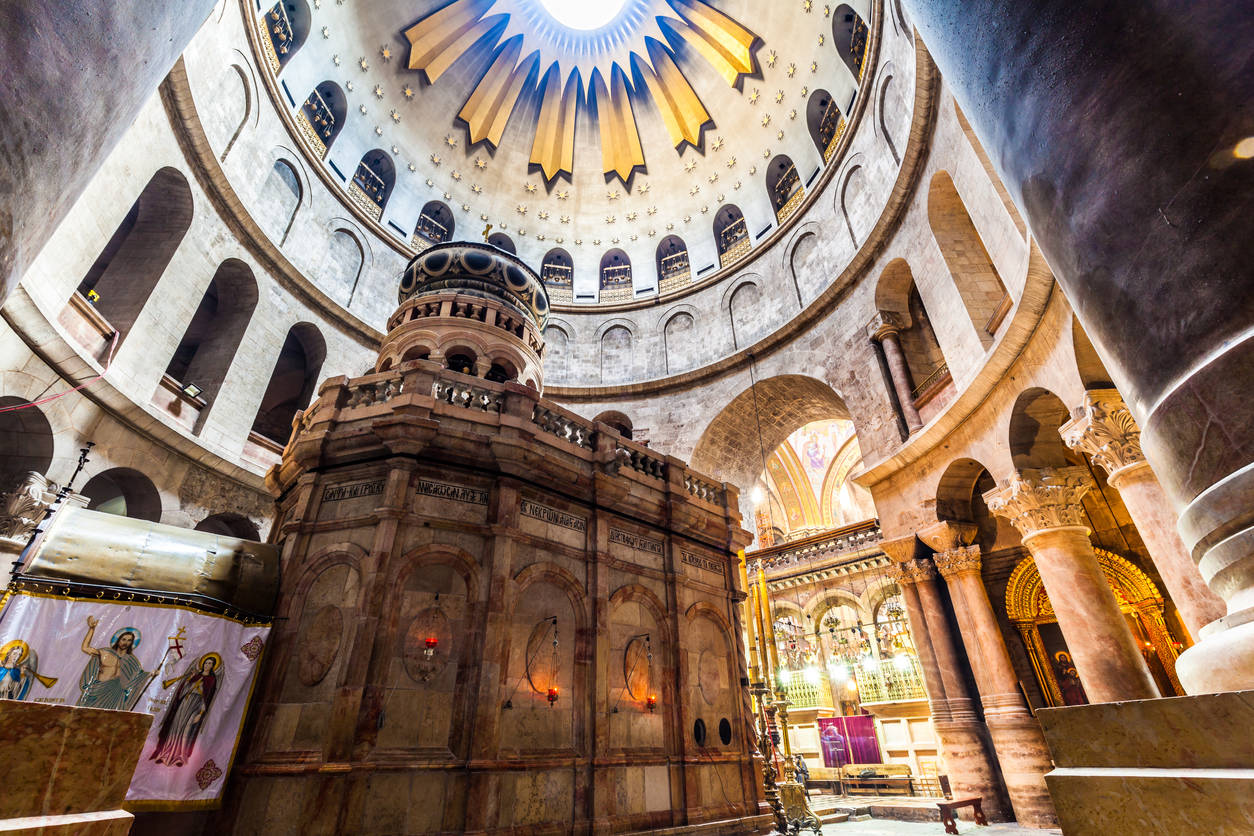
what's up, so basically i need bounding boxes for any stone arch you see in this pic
[416,200,455,245]
[195,512,261,540]
[301,81,347,156]
[261,0,312,71]
[1071,315,1115,390]
[876,68,902,164]
[252,322,327,446]
[393,542,482,605]
[832,4,870,79]
[0,398,54,492]
[766,154,802,219]
[690,374,850,493]
[81,467,162,522]
[662,307,700,374]
[1008,387,1073,470]
[810,590,866,626]
[599,248,632,303]
[874,258,948,397]
[594,410,634,439]
[259,156,303,245]
[164,258,259,425]
[486,231,515,254]
[508,562,588,737]
[928,170,1012,346]
[599,322,634,384]
[218,64,253,162]
[75,167,194,346]
[838,160,867,246]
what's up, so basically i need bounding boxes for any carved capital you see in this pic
[933,545,983,579]
[865,310,908,343]
[902,557,939,583]
[982,466,1094,539]
[880,534,920,564]
[917,520,978,553]
[1059,388,1146,478]
[0,472,59,544]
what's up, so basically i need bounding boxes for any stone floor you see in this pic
[820,820,1061,835]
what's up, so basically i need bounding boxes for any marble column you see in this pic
[898,0,1254,696]
[882,536,947,722]
[921,522,1057,827]
[867,311,923,434]
[888,540,1010,821]
[984,467,1159,703]
[1061,389,1227,638]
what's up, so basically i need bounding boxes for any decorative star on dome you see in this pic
[401,0,761,184]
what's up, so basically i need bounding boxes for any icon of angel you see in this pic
[0,639,57,701]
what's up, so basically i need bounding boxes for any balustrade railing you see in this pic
[432,379,502,413]
[531,405,595,449]
[750,519,882,570]
[615,444,665,479]
[683,472,723,504]
[853,655,928,704]
[345,375,402,408]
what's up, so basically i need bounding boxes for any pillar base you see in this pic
[984,715,1057,828]
[1175,606,1254,694]
[1038,691,1254,835]
[932,719,1011,822]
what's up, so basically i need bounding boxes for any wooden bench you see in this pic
[937,796,987,835]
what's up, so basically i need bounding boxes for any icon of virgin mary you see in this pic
[150,652,223,768]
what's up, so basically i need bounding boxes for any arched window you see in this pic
[74,167,194,348]
[806,89,844,161]
[0,398,54,492]
[833,5,870,81]
[541,249,573,303]
[486,232,516,254]
[252,323,326,446]
[927,171,1012,345]
[298,81,346,158]
[714,204,749,268]
[766,154,803,222]
[599,249,632,304]
[163,259,259,427]
[414,200,454,246]
[195,512,261,540]
[349,149,395,220]
[875,259,951,412]
[81,468,162,522]
[655,235,690,293]
[260,0,311,73]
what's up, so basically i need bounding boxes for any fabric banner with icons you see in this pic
[0,590,269,809]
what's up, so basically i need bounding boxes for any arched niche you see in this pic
[486,231,516,254]
[0,398,54,491]
[261,0,312,71]
[594,410,633,440]
[806,88,843,160]
[81,468,162,522]
[655,235,690,291]
[195,512,261,540]
[415,200,454,245]
[300,81,347,157]
[252,322,327,446]
[713,204,749,267]
[1007,387,1073,470]
[599,249,632,304]
[874,258,950,409]
[350,149,395,218]
[766,154,802,220]
[832,4,870,80]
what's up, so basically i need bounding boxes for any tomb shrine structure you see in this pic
[225,242,771,835]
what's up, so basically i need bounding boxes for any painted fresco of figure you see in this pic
[78,616,153,710]
[0,639,57,700]
[150,652,222,767]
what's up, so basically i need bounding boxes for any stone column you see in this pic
[898,553,1010,820]
[921,522,1056,827]
[882,536,948,722]
[1060,389,1227,638]
[867,311,923,434]
[984,467,1159,703]
[899,0,1254,696]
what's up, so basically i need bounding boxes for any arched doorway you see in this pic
[81,468,162,522]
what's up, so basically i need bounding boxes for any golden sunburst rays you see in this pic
[403,0,759,184]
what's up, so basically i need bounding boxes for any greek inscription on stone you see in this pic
[322,480,386,502]
[609,528,664,555]
[520,499,587,532]
[416,479,489,505]
[681,550,724,574]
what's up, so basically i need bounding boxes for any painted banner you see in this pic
[0,590,268,809]
[817,714,882,768]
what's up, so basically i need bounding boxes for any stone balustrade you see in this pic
[750,519,883,572]
[531,404,595,449]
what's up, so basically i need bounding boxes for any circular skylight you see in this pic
[538,0,628,30]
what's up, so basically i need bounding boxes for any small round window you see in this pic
[693,718,708,746]
[718,717,732,746]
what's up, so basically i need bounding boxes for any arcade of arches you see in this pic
[0,0,1251,833]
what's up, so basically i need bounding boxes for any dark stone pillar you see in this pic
[900,0,1254,694]
[0,1,216,300]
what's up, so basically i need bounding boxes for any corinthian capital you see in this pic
[903,557,939,583]
[933,545,983,579]
[1059,388,1146,478]
[865,310,908,342]
[982,466,1094,539]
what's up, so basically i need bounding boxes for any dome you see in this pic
[399,241,550,329]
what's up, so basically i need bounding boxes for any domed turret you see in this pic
[379,242,549,390]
